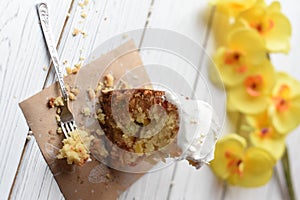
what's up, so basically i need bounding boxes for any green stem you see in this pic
[235,112,243,133]
[282,146,296,200]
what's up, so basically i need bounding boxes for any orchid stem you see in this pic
[282,146,296,200]
[236,112,243,133]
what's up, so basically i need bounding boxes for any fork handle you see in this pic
[37,2,68,101]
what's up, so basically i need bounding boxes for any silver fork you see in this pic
[37,2,76,138]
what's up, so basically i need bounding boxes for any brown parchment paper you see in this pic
[19,40,150,200]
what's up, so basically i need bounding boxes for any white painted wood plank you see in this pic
[11,0,153,199]
[167,161,224,200]
[0,1,71,199]
[129,1,224,199]
[119,164,176,200]
[9,138,64,200]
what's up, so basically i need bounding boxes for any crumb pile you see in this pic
[57,129,94,165]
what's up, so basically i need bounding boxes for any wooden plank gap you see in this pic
[8,136,32,200]
[138,0,155,49]
[191,5,215,97]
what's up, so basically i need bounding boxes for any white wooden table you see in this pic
[1,0,300,199]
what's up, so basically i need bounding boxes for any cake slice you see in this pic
[98,89,180,155]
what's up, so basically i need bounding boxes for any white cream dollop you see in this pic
[165,92,220,169]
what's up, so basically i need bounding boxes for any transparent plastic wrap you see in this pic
[72,29,226,173]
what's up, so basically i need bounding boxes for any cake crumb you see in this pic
[104,74,114,88]
[57,130,93,166]
[71,88,80,96]
[74,62,82,69]
[80,12,87,18]
[66,66,72,75]
[54,96,64,107]
[72,67,79,74]
[72,28,80,36]
[82,107,91,116]
[55,114,61,122]
[88,88,96,100]
[57,127,63,134]
[43,66,48,71]
[106,173,111,179]
[78,0,89,8]
[69,92,76,101]
[81,31,88,38]
[95,129,104,136]
[26,135,32,141]
[47,97,56,108]
[63,60,68,65]
[65,84,70,92]
[56,107,61,114]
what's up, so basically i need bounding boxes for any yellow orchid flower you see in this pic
[246,112,286,160]
[238,0,292,53]
[227,60,275,114]
[210,0,256,16]
[211,134,275,187]
[213,28,267,87]
[268,72,300,133]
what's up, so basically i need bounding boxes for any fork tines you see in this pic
[61,121,77,137]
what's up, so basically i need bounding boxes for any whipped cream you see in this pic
[165,92,220,169]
